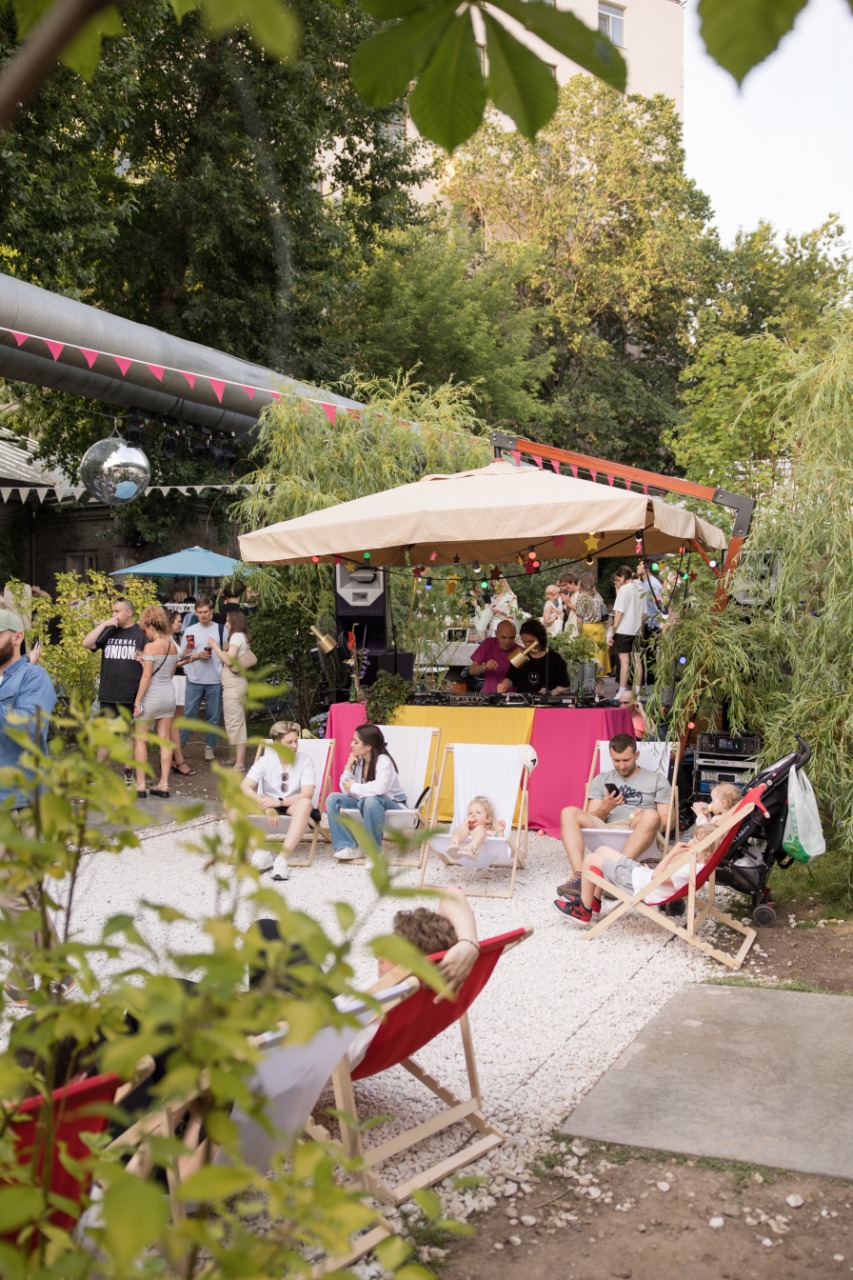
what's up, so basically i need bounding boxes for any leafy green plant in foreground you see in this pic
[0,707,448,1276]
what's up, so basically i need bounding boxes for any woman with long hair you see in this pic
[165,608,195,777]
[133,604,179,798]
[574,572,611,676]
[325,723,407,862]
[208,609,251,771]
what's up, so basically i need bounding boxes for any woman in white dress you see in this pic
[542,584,564,636]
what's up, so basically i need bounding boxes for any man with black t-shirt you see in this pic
[496,618,570,697]
[83,599,145,764]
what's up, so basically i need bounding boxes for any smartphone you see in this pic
[605,782,620,795]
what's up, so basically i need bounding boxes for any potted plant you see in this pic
[550,629,598,692]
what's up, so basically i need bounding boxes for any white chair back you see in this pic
[595,738,673,779]
[449,743,523,833]
[378,724,438,808]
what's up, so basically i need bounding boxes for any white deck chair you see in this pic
[581,738,680,858]
[341,724,440,864]
[249,737,334,867]
[419,743,530,899]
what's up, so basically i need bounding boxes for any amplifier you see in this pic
[696,733,761,757]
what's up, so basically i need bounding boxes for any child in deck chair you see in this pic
[347,887,480,1066]
[438,795,507,865]
[554,782,741,926]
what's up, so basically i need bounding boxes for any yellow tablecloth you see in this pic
[394,706,535,822]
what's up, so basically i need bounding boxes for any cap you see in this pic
[0,608,25,633]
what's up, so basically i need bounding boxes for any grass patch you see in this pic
[552,1137,789,1185]
[768,856,853,916]
[705,974,853,996]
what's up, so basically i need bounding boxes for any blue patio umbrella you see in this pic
[110,545,242,595]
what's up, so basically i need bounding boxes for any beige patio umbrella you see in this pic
[238,459,727,567]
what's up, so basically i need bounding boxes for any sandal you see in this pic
[172,762,196,776]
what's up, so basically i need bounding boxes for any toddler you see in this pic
[438,795,506,865]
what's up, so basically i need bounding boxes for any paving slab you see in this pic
[562,984,853,1180]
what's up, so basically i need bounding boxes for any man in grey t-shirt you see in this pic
[558,734,671,890]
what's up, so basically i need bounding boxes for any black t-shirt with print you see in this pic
[505,650,570,694]
[96,623,145,704]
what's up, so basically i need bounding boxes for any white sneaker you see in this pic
[271,854,290,881]
[333,846,360,862]
[250,849,275,873]
[204,746,215,761]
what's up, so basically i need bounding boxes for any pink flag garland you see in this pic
[81,348,99,368]
[570,464,578,478]
[114,356,132,376]
[11,331,28,346]
[180,371,196,389]
[241,385,256,401]
[146,363,165,381]
[45,340,65,361]
[209,378,226,403]
[322,403,336,424]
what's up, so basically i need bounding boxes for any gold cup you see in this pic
[509,641,538,669]
[310,625,337,655]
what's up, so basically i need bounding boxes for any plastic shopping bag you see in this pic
[782,767,826,863]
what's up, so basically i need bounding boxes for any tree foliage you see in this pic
[651,312,853,897]
[445,78,718,468]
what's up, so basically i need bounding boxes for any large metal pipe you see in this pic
[0,272,361,434]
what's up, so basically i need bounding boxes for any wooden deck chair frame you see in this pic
[418,743,530,899]
[311,927,532,1206]
[583,738,681,852]
[250,737,335,867]
[338,725,441,867]
[583,785,768,970]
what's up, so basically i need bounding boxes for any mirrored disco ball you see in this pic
[79,437,151,505]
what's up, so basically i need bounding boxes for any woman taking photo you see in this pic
[574,571,611,676]
[496,618,570,696]
[208,610,251,771]
[325,724,407,862]
[166,608,195,777]
[133,604,180,798]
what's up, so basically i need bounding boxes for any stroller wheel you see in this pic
[753,903,776,928]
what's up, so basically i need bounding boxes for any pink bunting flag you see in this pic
[80,348,99,368]
[241,385,256,401]
[146,363,165,381]
[209,378,226,403]
[607,473,615,486]
[180,371,196,390]
[533,455,543,469]
[322,403,336,424]
[642,483,649,495]
[269,390,281,402]
[570,464,578,478]
[10,331,29,346]
[511,450,522,465]
[45,340,65,361]
[625,479,632,491]
[553,536,565,549]
[590,469,598,483]
[114,356,132,376]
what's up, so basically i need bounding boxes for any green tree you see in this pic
[650,310,853,897]
[445,78,718,469]
[323,223,553,429]
[670,219,851,495]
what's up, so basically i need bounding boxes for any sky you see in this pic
[682,0,853,247]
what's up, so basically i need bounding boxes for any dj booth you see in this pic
[326,699,633,838]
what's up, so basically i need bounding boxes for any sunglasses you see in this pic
[280,770,290,785]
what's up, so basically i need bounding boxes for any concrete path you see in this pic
[562,984,853,1180]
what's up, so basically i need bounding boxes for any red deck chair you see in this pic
[1,1071,122,1244]
[317,926,532,1206]
[583,784,769,970]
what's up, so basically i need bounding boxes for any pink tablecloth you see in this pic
[324,702,634,838]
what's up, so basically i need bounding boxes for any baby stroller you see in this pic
[713,736,811,927]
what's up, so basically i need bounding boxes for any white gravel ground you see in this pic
[52,816,710,1222]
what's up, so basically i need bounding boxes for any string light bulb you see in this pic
[709,559,718,569]
[425,578,433,590]
[311,555,320,563]
[363,551,371,561]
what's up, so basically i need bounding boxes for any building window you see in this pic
[598,2,624,47]
[66,551,99,573]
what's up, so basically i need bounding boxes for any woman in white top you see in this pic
[541,584,564,636]
[241,720,316,880]
[487,577,518,637]
[325,723,407,863]
[208,610,251,770]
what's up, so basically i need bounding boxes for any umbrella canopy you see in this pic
[111,546,241,594]
[238,460,728,568]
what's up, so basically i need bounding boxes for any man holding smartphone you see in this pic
[555,733,671,896]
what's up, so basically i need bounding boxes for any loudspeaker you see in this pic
[335,564,390,651]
